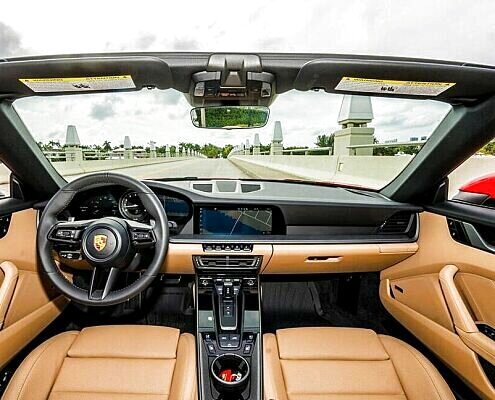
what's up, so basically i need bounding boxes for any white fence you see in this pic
[0,157,196,186]
[229,154,495,196]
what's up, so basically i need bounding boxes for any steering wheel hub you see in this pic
[81,218,132,267]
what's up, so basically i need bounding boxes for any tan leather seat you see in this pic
[2,325,197,400]
[264,327,455,400]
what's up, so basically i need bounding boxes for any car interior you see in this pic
[0,52,494,400]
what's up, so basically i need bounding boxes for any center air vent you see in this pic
[193,255,262,270]
[378,212,415,234]
[191,181,262,194]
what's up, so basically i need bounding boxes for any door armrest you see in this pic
[0,261,18,329]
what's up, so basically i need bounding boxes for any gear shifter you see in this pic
[216,280,240,331]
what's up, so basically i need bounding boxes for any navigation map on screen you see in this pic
[199,207,272,235]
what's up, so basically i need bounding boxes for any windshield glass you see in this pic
[14,90,450,189]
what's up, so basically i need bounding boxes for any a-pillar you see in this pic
[270,121,283,155]
[333,95,374,156]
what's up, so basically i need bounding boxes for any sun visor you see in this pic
[0,56,173,97]
[294,58,495,103]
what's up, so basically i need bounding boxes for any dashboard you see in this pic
[65,179,420,243]
[61,179,422,275]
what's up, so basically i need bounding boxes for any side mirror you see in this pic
[453,173,495,207]
[190,106,269,129]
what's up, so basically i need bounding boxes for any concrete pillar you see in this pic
[253,133,261,155]
[270,121,283,155]
[64,125,83,162]
[333,95,374,156]
[123,136,133,159]
[244,139,250,155]
[165,145,170,158]
[149,141,157,158]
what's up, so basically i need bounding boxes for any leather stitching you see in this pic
[12,332,77,400]
[383,336,447,400]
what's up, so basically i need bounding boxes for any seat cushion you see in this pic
[2,325,197,400]
[264,327,455,400]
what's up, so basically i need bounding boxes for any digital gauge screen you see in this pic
[198,207,272,235]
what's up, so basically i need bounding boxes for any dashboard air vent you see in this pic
[241,183,262,193]
[379,212,415,234]
[192,183,213,193]
[191,180,263,194]
[193,255,262,270]
[216,181,237,192]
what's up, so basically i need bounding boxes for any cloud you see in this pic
[89,98,118,120]
[0,22,23,57]
[135,33,156,50]
[172,38,199,50]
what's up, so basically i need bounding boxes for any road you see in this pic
[67,158,300,182]
[68,158,254,181]
[0,158,300,195]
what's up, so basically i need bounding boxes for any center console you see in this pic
[195,243,262,400]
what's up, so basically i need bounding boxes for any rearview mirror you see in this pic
[190,106,269,129]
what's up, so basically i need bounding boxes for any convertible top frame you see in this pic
[0,52,493,206]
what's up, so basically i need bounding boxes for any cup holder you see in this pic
[210,353,250,393]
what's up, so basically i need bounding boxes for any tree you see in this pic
[201,143,222,158]
[222,144,234,158]
[102,140,112,152]
[480,141,495,155]
[315,133,334,148]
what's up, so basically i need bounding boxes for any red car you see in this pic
[454,173,495,207]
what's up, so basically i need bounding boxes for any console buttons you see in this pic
[245,333,255,343]
[204,333,214,342]
[206,343,216,355]
[199,278,212,287]
[244,278,256,287]
[223,304,233,316]
[219,334,240,349]
[243,343,253,354]
[219,334,229,342]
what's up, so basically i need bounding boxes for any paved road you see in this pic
[0,158,299,195]
[68,158,254,181]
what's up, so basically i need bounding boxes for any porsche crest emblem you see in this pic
[93,234,108,252]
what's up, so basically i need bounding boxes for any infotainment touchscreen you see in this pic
[198,207,272,235]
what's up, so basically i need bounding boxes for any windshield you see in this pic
[14,90,450,189]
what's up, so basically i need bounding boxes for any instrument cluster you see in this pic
[69,187,192,229]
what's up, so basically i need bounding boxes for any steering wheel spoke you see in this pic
[125,219,156,249]
[48,219,95,245]
[89,267,120,300]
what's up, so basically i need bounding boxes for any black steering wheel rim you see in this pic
[37,172,169,306]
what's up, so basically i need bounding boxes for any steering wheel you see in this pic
[37,173,169,306]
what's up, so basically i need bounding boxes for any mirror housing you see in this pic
[190,106,269,129]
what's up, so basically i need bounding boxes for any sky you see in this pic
[2,0,493,149]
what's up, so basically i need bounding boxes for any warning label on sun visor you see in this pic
[19,75,136,93]
[335,77,455,96]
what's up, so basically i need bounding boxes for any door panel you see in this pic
[380,212,495,400]
[389,273,454,331]
[456,273,495,328]
[0,208,68,369]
